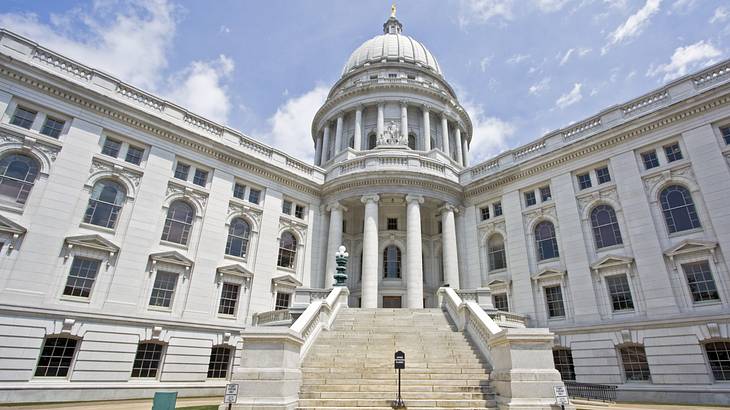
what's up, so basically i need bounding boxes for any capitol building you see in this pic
[0,8,729,409]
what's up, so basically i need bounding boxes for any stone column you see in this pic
[406,195,424,308]
[422,106,431,151]
[334,114,344,155]
[321,124,330,163]
[361,194,380,308]
[324,202,346,285]
[441,114,450,157]
[400,101,409,142]
[377,103,385,140]
[314,135,322,166]
[440,203,460,289]
[354,106,363,151]
[455,128,463,166]
[462,136,469,167]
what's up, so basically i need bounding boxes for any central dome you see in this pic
[341,15,442,77]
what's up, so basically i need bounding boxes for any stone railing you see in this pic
[227,286,349,409]
[326,151,459,182]
[251,309,292,326]
[488,310,528,328]
[438,287,571,410]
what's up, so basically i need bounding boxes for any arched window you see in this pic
[430,137,436,151]
[590,205,623,249]
[0,154,40,205]
[535,221,559,261]
[161,200,195,244]
[407,133,416,150]
[83,180,126,229]
[368,132,377,149]
[704,341,730,381]
[277,231,297,269]
[225,218,251,258]
[660,185,701,233]
[383,245,401,278]
[487,234,507,271]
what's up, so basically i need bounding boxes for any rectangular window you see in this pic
[40,117,65,138]
[620,345,651,381]
[596,166,611,184]
[294,204,305,219]
[493,293,509,311]
[275,292,291,310]
[388,73,398,78]
[131,343,163,378]
[149,271,178,308]
[721,126,730,145]
[641,151,659,170]
[577,173,592,190]
[407,74,416,80]
[544,285,565,318]
[342,220,347,233]
[218,283,240,316]
[248,188,261,204]
[437,221,442,234]
[387,217,398,230]
[174,163,190,180]
[193,169,208,187]
[63,257,101,298]
[233,183,246,200]
[10,106,36,129]
[540,186,552,202]
[525,191,536,207]
[101,137,122,158]
[125,145,144,165]
[480,206,490,221]
[664,143,683,162]
[553,348,576,381]
[682,261,720,303]
[705,342,730,381]
[493,201,502,217]
[34,336,78,377]
[369,74,378,80]
[606,274,634,311]
[207,346,232,379]
[282,200,292,215]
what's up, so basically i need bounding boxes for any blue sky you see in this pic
[1,0,728,163]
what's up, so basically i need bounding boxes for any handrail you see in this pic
[290,286,349,360]
[251,309,292,326]
[564,381,617,402]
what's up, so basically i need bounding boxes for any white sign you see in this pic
[553,385,569,405]
[224,384,239,404]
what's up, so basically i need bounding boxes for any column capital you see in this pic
[438,202,459,215]
[326,201,348,212]
[405,194,425,205]
[422,104,431,112]
[336,112,345,120]
[356,104,365,111]
[400,100,409,107]
[377,102,385,108]
[361,194,380,204]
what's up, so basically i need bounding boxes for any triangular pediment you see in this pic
[0,214,26,236]
[486,279,510,288]
[149,250,194,267]
[217,263,254,278]
[664,240,717,257]
[531,267,566,281]
[591,255,634,270]
[65,234,119,253]
[272,273,302,288]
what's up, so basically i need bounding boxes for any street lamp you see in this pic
[333,245,349,287]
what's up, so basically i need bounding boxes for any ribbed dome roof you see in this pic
[342,34,441,76]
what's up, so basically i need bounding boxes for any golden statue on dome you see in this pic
[391,3,397,18]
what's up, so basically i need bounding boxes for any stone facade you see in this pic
[0,10,729,406]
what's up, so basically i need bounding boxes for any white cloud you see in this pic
[529,77,551,95]
[461,100,515,161]
[264,86,330,162]
[480,56,493,72]
[535,0,570,12]
[602,0,662,54]
[646,40,722,82]
[506,53,530,64]
[669,0,696,14]
[710,7,728,24]
[219,25,231,34]
[555,83,583,109]
[167,55,234,123]
[559,49,575,66]
[458,0,513,26]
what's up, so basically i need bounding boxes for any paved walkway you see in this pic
[574,400,729,410]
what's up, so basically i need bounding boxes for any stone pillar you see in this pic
[377,103,385,139]
[354,106,363,151]
[334,114,344,155]
[314,135,322,166]
[405,195,424,308]
[455,128,463,166]
[361,194,380,308]
[400,101,408,141]
[441,114,450,157]
[324,202,346,285]
[321,124,330,163]
[422,106,431,151]
[440,203,460,289]
[462,136,469,167]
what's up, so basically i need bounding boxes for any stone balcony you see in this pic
[324,148,461,183]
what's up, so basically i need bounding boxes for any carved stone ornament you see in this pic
[523,205,557,228]
[90,158,142,188]
[642,165,695,194]
[167,182,208,209]
[228,201,263,229]
[576,187,619,215]
[377,120,406,146]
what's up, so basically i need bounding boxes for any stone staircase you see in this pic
[298,308,497,410]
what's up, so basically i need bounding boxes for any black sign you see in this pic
[394,351,405,369]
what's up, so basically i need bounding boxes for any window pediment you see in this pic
[0,214,26,236]
[217,263,253,278]
[64,234,119,255]
[664,239,717,258]
[486,278,510,291]
[272,273,302,290]
[590,254,634,271]
[531,267,566,281]
[149,250,193,272]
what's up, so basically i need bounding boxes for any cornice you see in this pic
[322,171,464,200]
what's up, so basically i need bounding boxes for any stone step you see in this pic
[302,360,488,367]
[298,407,495,410]
[297,398,496,408]
[300,384,492,393]
[302,378,490,387]
[300,391,495,400]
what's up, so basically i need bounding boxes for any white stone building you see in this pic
[0,10,729,406]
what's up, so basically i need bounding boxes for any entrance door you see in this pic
[382,296,402,308]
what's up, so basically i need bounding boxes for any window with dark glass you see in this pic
[34,336,78,377]
[480,207,490,221]
[282,200,292,215]
[721,126,730,145]
[488,234,506,271]
[553,348,576,380]
[63,257,101,298]
[368,133,377,149]
[125,145,144,165]
[207,346,232,379]
[544,285,565,318]
[525,191,536,207]
[596,166,611,184]
[387,218,398,230]
[493,293,509,311]
[383,245,402,278]
[84,180,126,229]
[277,231,297,269]
[225,218,250,258]
[193,169,208,187]
[408,133,416,150]
[437,221,442,234]
[606,274,634,311]
[664,143,683,162]
[248,188,261,204]
[535,221,559,260]
[149,271,178,308]
[388,73,397,78]
[275,292,291,310]
[641,151,659,169]
[682,261,719,303]
[10,106,36,129]
[659,185,701,233]
[705,341,730,381]
[620,345,651,381]
[590,205,623,248]
[218,283,240,316]
[174,163,190,181]
[161,201,195,244]
[101,137,122,158]
[493,201,503,217]
[40,117,65,138]
[577,173,592,190]
[233,183,246,200]
[540,186,552,202]
[131,342,164,378]
[0,154,40,205]
[294,204,305,219]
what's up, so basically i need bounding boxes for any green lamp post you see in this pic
[333,245,349,287]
